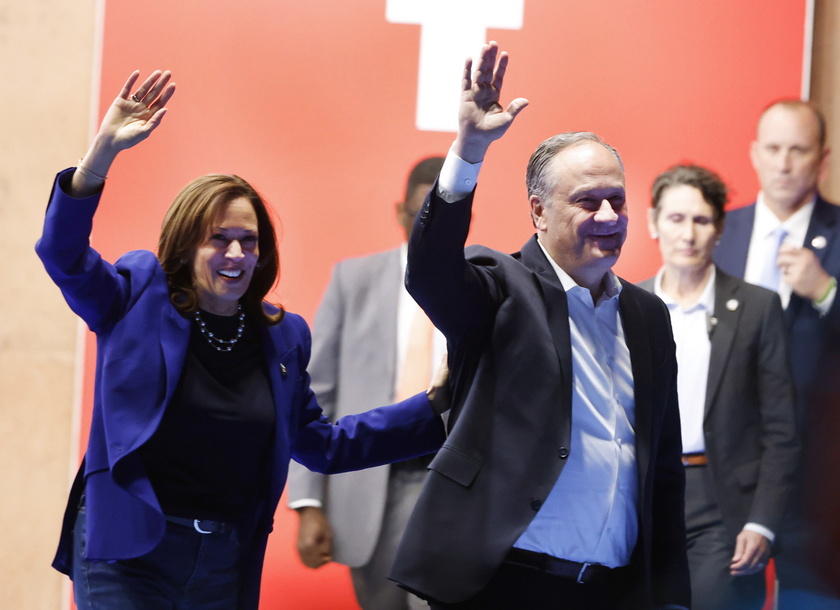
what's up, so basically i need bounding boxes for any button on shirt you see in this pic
[513,242,639,568]
[653,268,713,454]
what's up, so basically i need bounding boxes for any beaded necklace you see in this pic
[194,304,246,352]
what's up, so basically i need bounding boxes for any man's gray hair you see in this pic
[525,132,624,200]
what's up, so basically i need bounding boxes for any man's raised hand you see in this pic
[454,41,529,163]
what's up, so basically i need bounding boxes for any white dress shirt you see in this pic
[653,268,714,455]
[514,245,638,568]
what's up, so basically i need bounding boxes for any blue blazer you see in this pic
[36,170,445,609]
[714,195,840,431]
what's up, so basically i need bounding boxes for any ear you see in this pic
[529,195,546,231]
[749,140,760,172]
[819,146,832,184]
[647,208,658,239]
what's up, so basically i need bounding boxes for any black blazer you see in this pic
[639,269,799,541]
[391,185,690,608]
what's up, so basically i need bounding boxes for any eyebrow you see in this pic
[212,226,257,233]
[570,187,625,199]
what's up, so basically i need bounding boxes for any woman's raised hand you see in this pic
[99,70,176,153]
[71,70,176,197]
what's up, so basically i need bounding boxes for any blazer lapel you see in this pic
[519,237,573,432]
[261,322,297,502]
[705,270,741,415]
[160,306,191,405]
[722,205,754,278]
[618,285,652,487]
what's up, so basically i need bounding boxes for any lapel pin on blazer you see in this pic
[280,363,287,378]
[726,299,739,312]
[811,235,828,250]
[707,313,718,337]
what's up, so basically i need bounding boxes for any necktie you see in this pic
[757,227,788,292]
[395,306,434,401]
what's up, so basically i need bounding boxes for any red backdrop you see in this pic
[74,1,807,607]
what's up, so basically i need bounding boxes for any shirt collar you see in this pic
[755,192,815,247]
[399,242,408,273]
[537,239,623,304]
[653,265,716,313]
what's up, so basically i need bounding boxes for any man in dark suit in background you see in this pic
[714,99,840,608]
[389,41,690,610]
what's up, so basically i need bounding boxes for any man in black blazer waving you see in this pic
[390,42,690,610]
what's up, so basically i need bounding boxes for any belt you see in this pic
[504,548,620,584]
[165,515,232,534]
[682,453,708,467]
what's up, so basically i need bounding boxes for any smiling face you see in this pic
[191,197,260,315]
[649,184,720,275]
[530,141,627,290]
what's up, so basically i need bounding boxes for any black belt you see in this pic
[165,515,232,535]
[504,548,622,584]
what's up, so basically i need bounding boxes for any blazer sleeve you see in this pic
[747,291,800,532]
[35,169,132,333]
[287,314,445,475]
[406,183,503,347]
[648,300,692,608]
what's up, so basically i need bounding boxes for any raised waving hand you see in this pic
[72,70,176,197]
[453,41,529,164]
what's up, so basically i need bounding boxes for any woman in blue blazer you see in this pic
[35,70,447,610]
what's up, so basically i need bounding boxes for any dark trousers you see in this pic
[428,559,634,610]
[72,506,242,609]
[684,466,766,610]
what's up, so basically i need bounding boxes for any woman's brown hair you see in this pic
[157,174,284,325]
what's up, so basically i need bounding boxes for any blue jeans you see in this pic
[72,506,241,609]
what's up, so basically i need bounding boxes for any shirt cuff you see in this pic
[813,278,837,315]
[288,499,323,510]
[438,148,481,203]
[743,522,775,544]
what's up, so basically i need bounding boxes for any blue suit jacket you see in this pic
[714,195,840,432]
[36,170,444,609]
